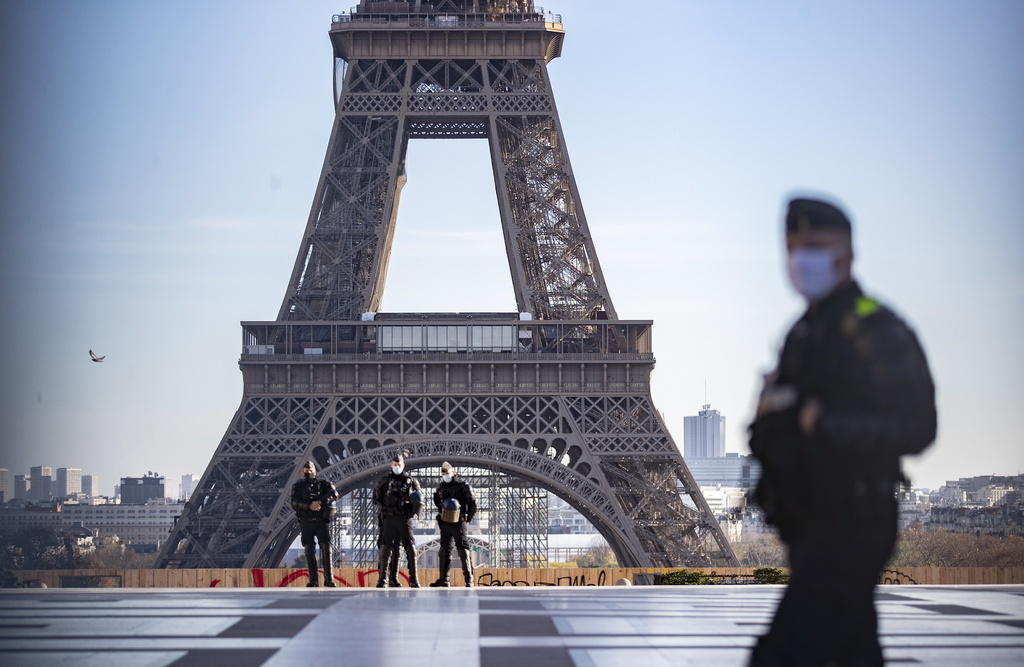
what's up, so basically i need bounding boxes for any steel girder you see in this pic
[156,388,737,569]
[278,54,615,322]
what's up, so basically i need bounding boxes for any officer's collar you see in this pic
[806,279,861,317]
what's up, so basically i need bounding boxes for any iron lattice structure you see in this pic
[340,465,548,569]
[155,1,737,570]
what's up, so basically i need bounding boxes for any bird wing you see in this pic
[89,350,105,362]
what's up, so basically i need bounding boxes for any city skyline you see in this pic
[1,1,1022,497]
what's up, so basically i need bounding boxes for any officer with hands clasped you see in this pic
[747,197,936,666]
[290,460,338,587]
[429,462,478,588]
[372,453,423,588]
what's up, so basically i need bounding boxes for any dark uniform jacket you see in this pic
[290,477,338,523]
[749,281,936,539]
[433,477,477,524]
[373,472,422,519]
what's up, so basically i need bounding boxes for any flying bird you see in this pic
[89,350,105,362]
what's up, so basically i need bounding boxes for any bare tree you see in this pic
[733,534,789,568]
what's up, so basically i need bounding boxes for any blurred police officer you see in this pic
[429,462,478,587]
[372,453,422,588]
[290,460,338,587]
[748,197,936,666]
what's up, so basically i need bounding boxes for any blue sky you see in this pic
[1,0,1022,497]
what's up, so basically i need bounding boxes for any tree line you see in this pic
[734,528,1024,568]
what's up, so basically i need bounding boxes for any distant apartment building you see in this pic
[0,504,63,533]
[700,485,750,542]
[120,475,166,505]
[61,499,185,551]
[179,474,197,501]
[29,466,52,502]
[0,469,9,503]
[686,453,761,489]
[683,404,726,458]
[14,475,30,501]
[56,468,83,498]
[81,474,99,497]
[937,474,1024,507]
[929,505,1024,537]
[547,496,598,534]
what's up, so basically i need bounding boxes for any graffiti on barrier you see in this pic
[207,568,608,587]
[209,568,408,588]
[879,568,919,585]
[476,569,608,587]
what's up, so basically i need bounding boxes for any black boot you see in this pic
[459,548,474,588]
[305,547,319,587]
[322,552,336,587]
[408,554,420,588]
[376,546,391,588]
[430,549,451,587]
[388,546,401,587]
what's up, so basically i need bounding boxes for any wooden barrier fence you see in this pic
[9,566,1024,589]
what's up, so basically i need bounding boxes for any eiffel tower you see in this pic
[156,0,737,569]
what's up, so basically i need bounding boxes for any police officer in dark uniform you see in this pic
[748,197,936,666]
[290,460,338,587]
[429,462,478,587]
[372,453,422,588]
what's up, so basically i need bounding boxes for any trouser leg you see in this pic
[300,524,318,586]
[317,523,335,587]
[438,549,451,582]
[402,520,419,587]
[454,522,473,587]
[458,547,474,587]
[750,517,896,667]
[432,522,454,586]
[387,544,401,586]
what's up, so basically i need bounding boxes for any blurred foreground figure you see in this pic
[748,197,936,666]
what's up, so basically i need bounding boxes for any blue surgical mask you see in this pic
[391,465,403,475]
[787,248,840,301]
[442,474,452,483]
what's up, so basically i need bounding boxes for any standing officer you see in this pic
[372,453,422,588]
[429,462,478,587]
[290,460,338,587]
[748,197,936,666]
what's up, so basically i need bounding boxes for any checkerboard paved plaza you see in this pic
[1,585,1022,666]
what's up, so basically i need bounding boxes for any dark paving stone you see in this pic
[265,597,338,610]
[37,596,123,604]
[875,592,923,601]
[480,614,559,637]
[910,604,1006,616]
[481,647,573,667]
[479,599,547,610]
[167,649,277,667]
[218,614,317,638]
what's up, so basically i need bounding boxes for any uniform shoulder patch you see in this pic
[855,296,880,318]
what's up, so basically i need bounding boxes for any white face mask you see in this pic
[391,465,403,475]
[442,474,452,483]
[787,248,840,301]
